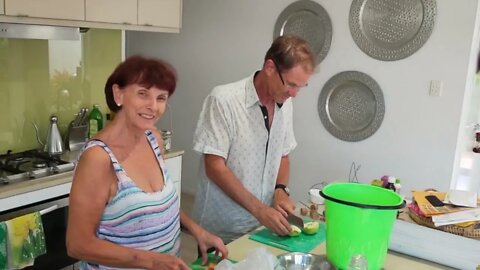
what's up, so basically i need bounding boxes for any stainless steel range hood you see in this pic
[0,23,80,40]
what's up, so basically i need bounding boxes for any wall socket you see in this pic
[429,80,443,97]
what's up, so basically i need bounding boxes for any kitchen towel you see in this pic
[0,222,6,270]
[6,212,46,269]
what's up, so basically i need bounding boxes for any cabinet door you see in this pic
[165,156,182,199]
[174,181,181,202]
[85,0,137,24]
[138,0,182,28]
[165,155,182,202]
[0,0,4,15]
[5,0,84,20]
[165,155,182,183]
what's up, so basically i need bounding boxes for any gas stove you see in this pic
[0,149,75,185]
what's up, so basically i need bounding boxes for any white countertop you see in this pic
[227,204,455,269]
[0,149,184,212]
[227,233,453,270]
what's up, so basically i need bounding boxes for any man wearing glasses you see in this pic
[192,35,316,244]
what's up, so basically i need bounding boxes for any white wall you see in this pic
[126,0,480,201]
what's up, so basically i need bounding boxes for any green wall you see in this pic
[0,29,121,153]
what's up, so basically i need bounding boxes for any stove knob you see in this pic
[27,171,35,179]
[1,177,8,185]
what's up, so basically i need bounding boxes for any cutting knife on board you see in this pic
[286,213,304,228]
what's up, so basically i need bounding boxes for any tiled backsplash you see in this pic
[0,29,122,153]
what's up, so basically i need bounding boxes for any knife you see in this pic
[78,108,89,126]
[287,213,304,228]
[72,112,82,127]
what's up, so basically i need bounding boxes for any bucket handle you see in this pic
[319,190,406,210]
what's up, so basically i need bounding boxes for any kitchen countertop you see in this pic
[227,233,452,270]
[226,202,455,270]
[0,149,184,212]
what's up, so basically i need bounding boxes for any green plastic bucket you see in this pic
[320,183,405,270]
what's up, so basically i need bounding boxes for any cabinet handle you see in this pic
[39,205,58,215]
[16,14,29,17]
[122,22,132,25]
[143,23,153,26]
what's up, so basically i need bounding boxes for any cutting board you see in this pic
[249,223,326,253]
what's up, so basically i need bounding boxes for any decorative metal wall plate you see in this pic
[349,0,436,61]
[318,71,385,142]
[274,0,332,64]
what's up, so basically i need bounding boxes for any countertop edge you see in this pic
[0,150,185,211]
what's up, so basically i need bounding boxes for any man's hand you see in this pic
[255,205,291,235]
[273,188,296,217]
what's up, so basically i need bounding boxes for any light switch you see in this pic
[429,80,443,97]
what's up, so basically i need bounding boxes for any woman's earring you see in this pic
[117,103,121,107]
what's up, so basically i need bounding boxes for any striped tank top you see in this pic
[79,130,181,270]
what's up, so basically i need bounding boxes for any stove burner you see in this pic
[0,149,74,185]
[32,160,47,168]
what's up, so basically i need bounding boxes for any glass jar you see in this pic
[161,130,172,151]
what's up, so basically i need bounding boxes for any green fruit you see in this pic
[303,221,320,235]
[371,179,384,187]
[289,225,301,237]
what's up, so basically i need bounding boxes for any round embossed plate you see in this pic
[318,71,385,142]
[274,0,332,64]
[349,0,436,61]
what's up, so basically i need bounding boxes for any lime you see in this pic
[303,221,320,235]
[289,225,301,237]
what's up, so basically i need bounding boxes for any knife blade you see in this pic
[287,213,304,228]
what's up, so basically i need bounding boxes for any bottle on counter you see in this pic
[88,104,103,138]
[394,178,402,195]
[385,176,397,192]
[161,130,172,151]
[347,254,368,270]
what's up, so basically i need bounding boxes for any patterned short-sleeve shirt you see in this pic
[192,73,297,243]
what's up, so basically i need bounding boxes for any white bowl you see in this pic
[309,188,325,204]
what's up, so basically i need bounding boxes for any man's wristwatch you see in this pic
[275,184,290,196]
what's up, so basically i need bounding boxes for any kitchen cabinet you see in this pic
[0,0,4,15]
[138,0,182,28]
[4,0,84,21]
[165,153,182,202]
[85,0,137,25]
[0,0,182,33]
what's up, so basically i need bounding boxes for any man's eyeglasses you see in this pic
[272,60,308,89]
[272,60,286,86]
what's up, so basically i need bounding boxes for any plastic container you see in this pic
[320,183,405,270]
[309,188,324,204]
[88,104,103,138]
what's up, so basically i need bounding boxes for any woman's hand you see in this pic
[195,229,229,265]
[150,253,190,270]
